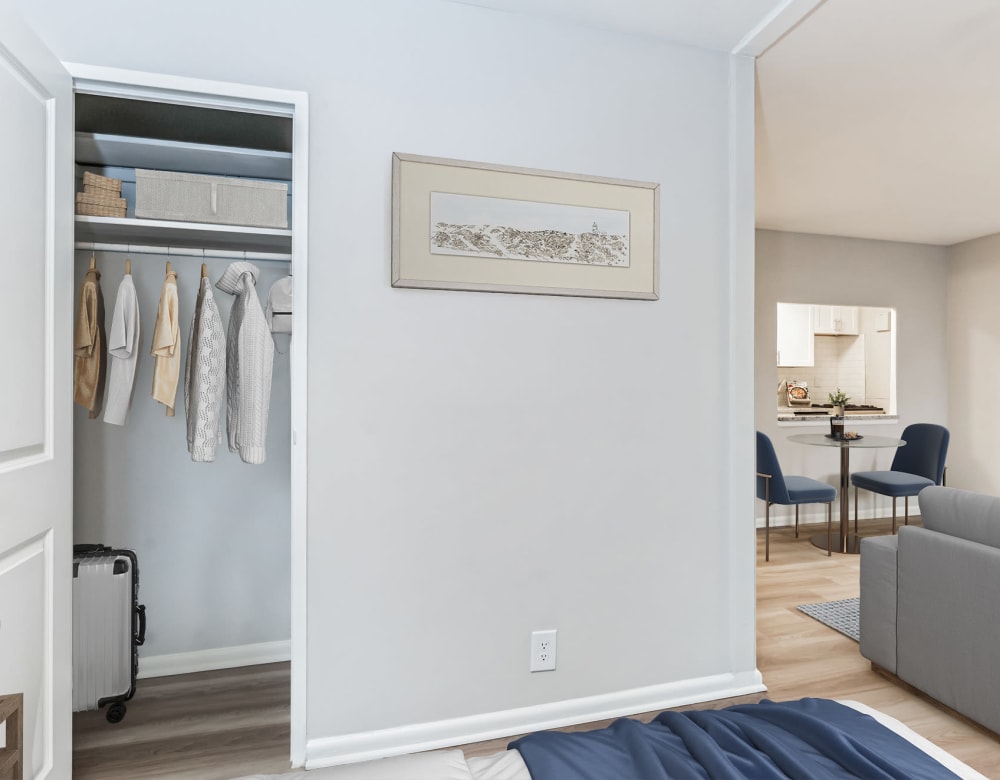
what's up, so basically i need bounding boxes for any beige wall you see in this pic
[946,233,1000,493]
[756,230,949,525]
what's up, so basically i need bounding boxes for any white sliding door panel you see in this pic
[0,46,46,457]
[0,2,75,779]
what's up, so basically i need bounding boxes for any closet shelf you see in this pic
[76,132,293,181]
[75,215,293,254]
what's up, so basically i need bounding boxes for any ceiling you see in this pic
[456,0,1000,247]
[452,0,786,51]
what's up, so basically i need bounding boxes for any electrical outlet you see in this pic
[530,629,557,672]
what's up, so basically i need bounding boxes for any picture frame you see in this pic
[391,153,659,300]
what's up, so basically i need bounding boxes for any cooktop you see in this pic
[810,403,885,411]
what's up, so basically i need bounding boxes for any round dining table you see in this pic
[787,433,906,554]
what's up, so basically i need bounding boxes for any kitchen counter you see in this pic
[776,408,899,425]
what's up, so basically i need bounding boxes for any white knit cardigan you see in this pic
[183,275,227,462]
[215,262,274,465]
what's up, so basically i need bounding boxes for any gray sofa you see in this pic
[860,485,1000,735]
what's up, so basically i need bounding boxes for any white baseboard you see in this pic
[304,670,766,769]
[138,639,291,679]
[755,498,922,529]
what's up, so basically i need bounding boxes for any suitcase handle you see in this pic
[74,543,110,555]
[135,604,146,646]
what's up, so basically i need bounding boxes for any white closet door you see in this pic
[0,1,74,777]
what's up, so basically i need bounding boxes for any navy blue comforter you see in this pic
[509,698,961,779]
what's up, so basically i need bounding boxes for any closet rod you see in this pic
[75,241,292,263]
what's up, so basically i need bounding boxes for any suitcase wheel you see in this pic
[106,703,127,723]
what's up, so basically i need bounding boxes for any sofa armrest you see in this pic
[860,534,898,673]
[897,525,1000,735]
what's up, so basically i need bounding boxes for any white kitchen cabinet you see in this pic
[776,303,815,366]
[813,305,859,335]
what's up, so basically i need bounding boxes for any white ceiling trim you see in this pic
[731,0,826,57]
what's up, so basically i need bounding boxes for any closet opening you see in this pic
[69,66,308,768]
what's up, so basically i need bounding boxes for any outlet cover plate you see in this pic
[530,629,557,672]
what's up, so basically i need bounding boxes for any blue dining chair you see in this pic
[756,431,836,561]
[851,423,949,534]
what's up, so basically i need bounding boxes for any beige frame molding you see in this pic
[392,153,659,300]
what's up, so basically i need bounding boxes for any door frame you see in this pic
[65,62,310,766]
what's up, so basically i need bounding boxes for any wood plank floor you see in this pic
[72,663,292,779]
[73,517,1000,777]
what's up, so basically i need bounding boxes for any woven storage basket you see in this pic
[135,169,288,228]
[82,171,123,194]
[76,191,127,209]
[77,203,127,218]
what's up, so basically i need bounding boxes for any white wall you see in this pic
[947,233,1000,493]
[21,0,759,763]
[777,333,867,408]
[756,230,949,525]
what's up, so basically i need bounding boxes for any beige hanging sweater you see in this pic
[151,268,181,416]
[73,265,107,419]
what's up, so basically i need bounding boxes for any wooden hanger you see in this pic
[165,260,173,275]
[125,257,131,275]
[89,254,96,271]
[201,263,208,279]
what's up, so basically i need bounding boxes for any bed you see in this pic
[231,698,988,780]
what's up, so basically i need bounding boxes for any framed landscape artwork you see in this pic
[391,153,659,300]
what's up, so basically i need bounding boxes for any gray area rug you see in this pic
[797,597,860,642]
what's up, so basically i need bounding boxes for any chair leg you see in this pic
[765,502,771,562]
[826,501,832,557]
[892,497,897,534]
[795,506,799,538]
[854,486,859,535]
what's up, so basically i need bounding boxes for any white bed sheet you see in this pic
[230,699,987,780]
[839,700,988,780]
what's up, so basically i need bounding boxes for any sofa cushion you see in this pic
[919,485,1000,549]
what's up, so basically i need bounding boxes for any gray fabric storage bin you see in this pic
[135,168,288,228]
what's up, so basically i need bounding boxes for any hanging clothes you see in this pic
[265,274,293,355]
[216,261,274,465]
[73,260,107,419]
[151,265,181,416]
[103,271,141,426]
[184,272,227,462]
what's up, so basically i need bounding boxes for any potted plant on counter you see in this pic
[828,388,850,417]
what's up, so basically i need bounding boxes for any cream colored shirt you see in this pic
[151,268,181,416]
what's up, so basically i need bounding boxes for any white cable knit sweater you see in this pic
[184,276,226,462]
[216,262,274,465]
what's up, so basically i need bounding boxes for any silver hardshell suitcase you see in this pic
[72,545,146,723]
